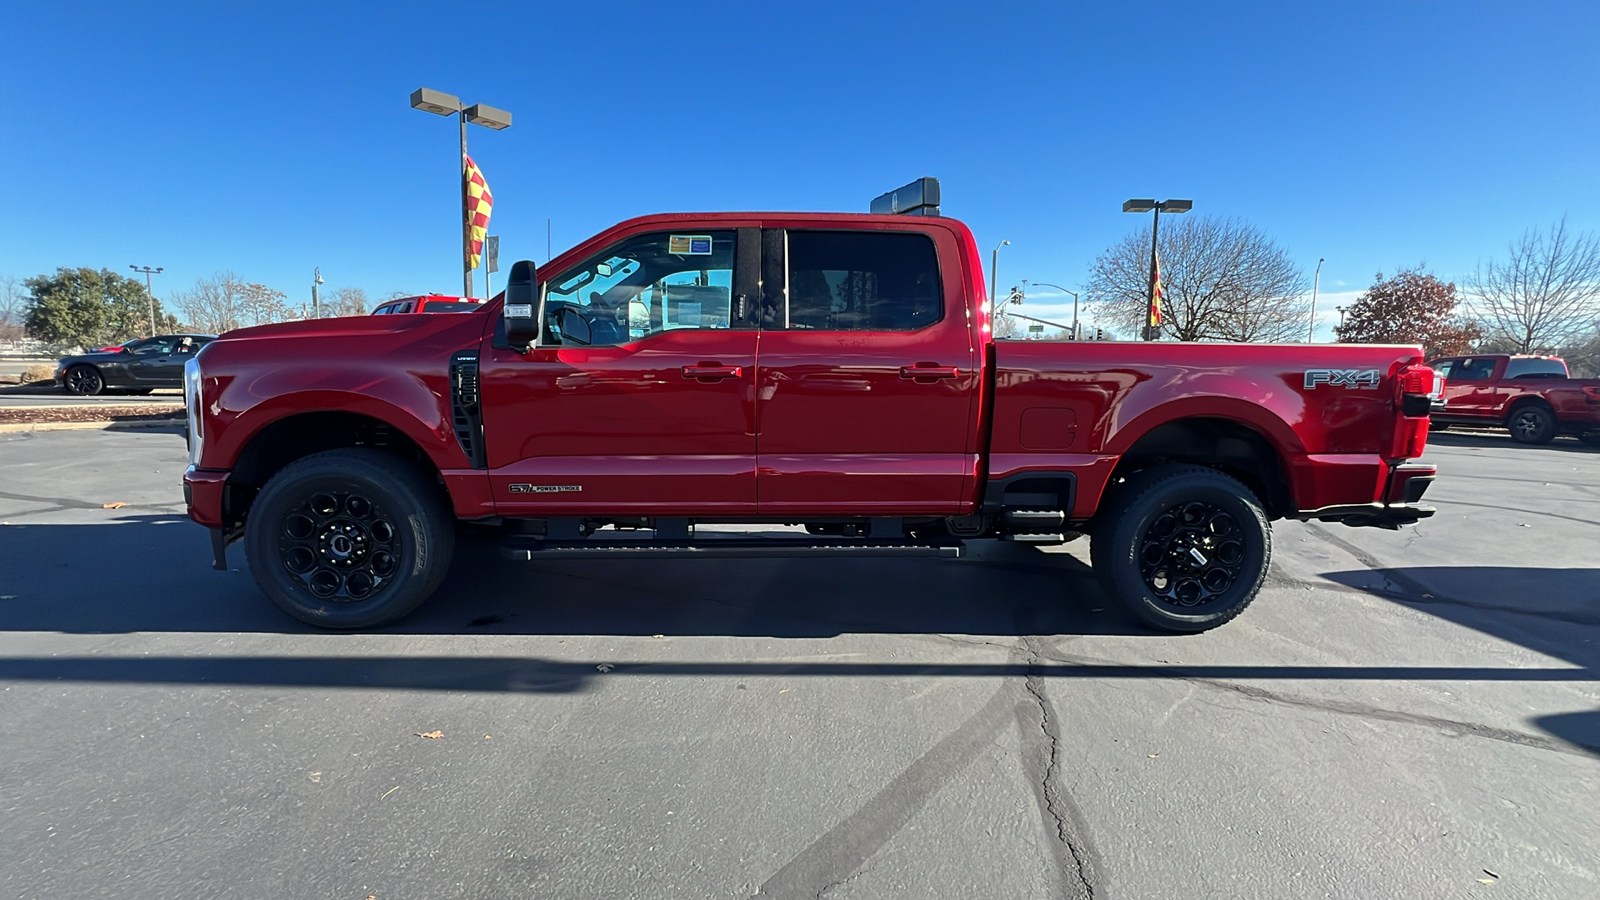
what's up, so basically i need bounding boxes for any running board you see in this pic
[500,535,964,561]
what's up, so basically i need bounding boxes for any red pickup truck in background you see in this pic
[183,212,1437,633]
[371,294,486,315]
[1428,353,1600,444]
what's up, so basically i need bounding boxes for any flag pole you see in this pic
[1145,206,1161,340]
[460,106,473,300]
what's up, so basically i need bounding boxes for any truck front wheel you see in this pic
[244,449,455,629]
[1090,465,1271,633]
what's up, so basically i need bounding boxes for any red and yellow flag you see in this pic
[465,155,493,269]
[1148,250,1165,327]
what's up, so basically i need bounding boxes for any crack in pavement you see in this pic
[0,490,178,514]
[1017,632,1101,899]
[1040,648,1598,758]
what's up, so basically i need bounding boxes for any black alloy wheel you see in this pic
[64,365,104,395]
[1508,404,1556,444]
[244,448,454,629]
[1091,464,1271,632]
[1136,500,1248,607]
[277,488,402,602]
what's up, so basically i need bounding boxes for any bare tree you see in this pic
[322,287,371,317]
[0,275,25,341]
[1085,216,1309,341]
[1469,216,1600,352]
[174,273,300,333]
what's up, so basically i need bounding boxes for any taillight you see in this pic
[1398,363,1434,397]
[1391,362,1433,459]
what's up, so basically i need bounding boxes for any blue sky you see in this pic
[3,1,1597,338]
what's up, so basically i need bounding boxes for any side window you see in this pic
[1431,360,1454,380]
[782,231,942,331]
[1451,358,1495,382]
[541,230,736,346]
[374,304,393,315]
[131,337,176,355]
[1504,358,1567,379]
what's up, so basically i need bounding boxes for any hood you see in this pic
[218,315,434,342]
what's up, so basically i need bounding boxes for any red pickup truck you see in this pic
[1428,353,1600,444]
[183,212,1437,633]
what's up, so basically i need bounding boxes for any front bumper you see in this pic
[1295,463,1436,530]
[183,466,229,528]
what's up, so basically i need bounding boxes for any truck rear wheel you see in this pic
[1090,464,1270,633]
[244,449,454,629]
[1507,403,1556,444]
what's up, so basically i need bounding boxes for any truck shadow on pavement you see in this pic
[0,515,1141,638]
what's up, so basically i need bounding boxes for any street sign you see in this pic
[870,177,940,216]
[486,235,500,274]
[1028,324,1044,332]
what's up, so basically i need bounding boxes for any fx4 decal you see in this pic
[1304,368,1381,389]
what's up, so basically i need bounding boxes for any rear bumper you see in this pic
[1294,463,1436,530]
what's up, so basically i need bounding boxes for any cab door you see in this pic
[1439,356,1503,419]
[753,226,980,516]
[478,227,761,516]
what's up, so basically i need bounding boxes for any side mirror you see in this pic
[503,259,539,350]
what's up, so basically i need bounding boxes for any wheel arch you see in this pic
[224,410,448,526]
[1099,415,1295,519]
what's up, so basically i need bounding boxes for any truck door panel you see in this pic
[755,227,978,515]
[479,228,760,516]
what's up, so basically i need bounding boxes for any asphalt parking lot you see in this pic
[1,427,1596,899]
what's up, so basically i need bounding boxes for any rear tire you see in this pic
[1090,464,1271,633]
[244,449,454,629]
[1508,403,1556,444]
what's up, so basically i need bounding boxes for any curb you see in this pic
[0,419,184,434]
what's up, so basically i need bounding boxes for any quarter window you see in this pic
[782,231,942,331]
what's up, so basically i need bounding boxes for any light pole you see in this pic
[1308,257,1325,342]
[989,240,1010,305]
[1336,305,1347,333]
[129,265,163,336]
[312,268,324,318]
[410,88,512,299]
[1122,199,1192,340]
[1028,281,1079,339]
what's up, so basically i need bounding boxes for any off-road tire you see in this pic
[1507,403,1556,445]
[244,448,454,629]
[1090,464,1271,633]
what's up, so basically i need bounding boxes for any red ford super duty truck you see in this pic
[1428,353,1600,444]
[183,212,1437,632]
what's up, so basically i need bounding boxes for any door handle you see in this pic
[682,364,742,380]
[899,365,960,380]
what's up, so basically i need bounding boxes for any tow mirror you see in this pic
[503,260,538,350]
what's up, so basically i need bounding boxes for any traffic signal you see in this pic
[1094,327,1105,340]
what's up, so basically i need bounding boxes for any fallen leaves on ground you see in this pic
[101,502,127,509]
[415,730,443,739]
[596,663,614,673]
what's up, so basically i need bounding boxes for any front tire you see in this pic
[64,365,104,395]
[244,449,455,629]
[1508,403,1556,444]
[1090,465,1271,633]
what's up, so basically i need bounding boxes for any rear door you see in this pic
[479,227,761,516]
[754,226,979,516]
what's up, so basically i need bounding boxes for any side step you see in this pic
[500,534,964,562]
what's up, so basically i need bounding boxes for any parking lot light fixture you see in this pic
[410,87,512,298]
[990,240,1010,306]
[1123,198,1192,340]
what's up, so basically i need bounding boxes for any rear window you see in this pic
[1505,358,1567,379]
[419,301,483,313]
[784,231,942,331]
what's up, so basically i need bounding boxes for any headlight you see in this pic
[184,356,204,467]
